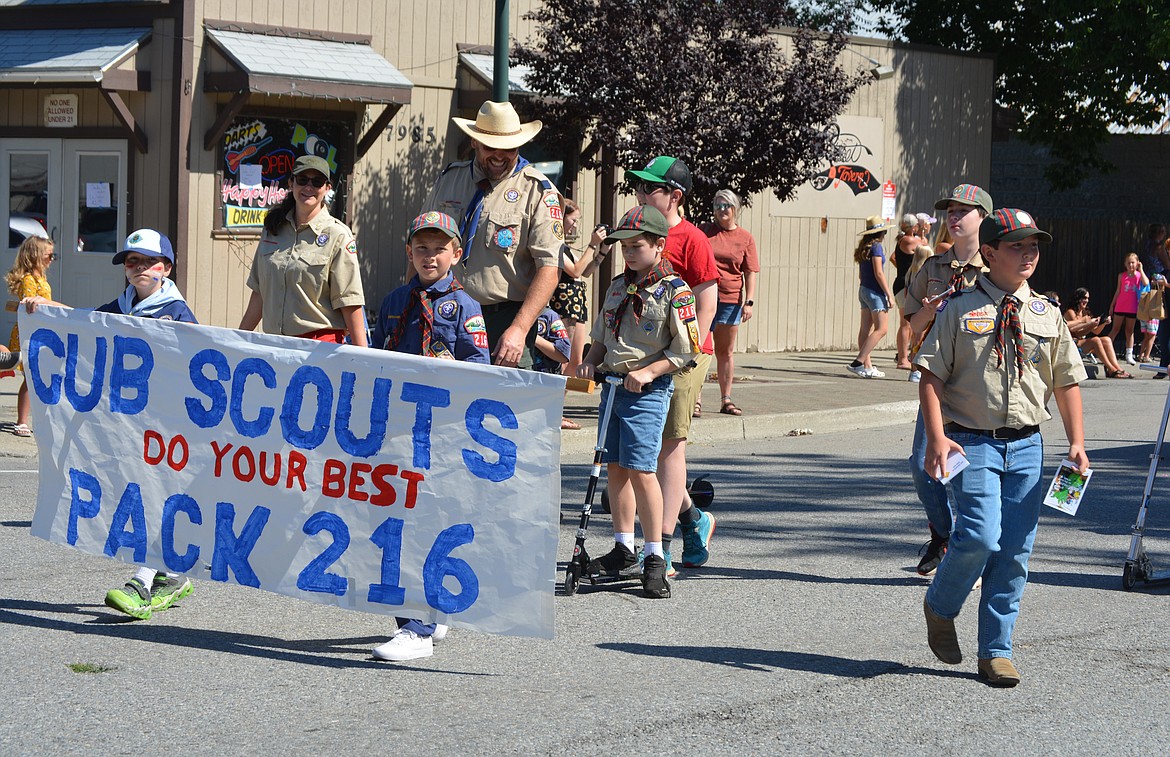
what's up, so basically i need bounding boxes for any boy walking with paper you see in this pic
[914,209,1089,687]
[369,210,489,661]
[576,205,700,599]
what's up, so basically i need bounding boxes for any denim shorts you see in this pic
[713,302,743,326]
[598,375,674,472]
[858,287,890,312]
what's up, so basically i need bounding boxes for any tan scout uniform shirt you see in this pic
[903,247,987,319]
[423,159,563,306]
[246,208,365,336]
[915,279,1087,430]
[590,275,701,374]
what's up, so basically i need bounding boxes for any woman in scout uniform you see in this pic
[238,155,367,347]
[915,208,1089,687]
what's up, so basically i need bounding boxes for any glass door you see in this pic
[60,141,128,309]
[1,139,61,343]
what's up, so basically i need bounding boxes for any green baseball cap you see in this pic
[293,155,332,180]
[626,156,693,194]
[979,208,1052,245]
[604,205,670,242]
[933,183,993,215]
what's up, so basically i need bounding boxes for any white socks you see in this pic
[133,567,158,585]
[643,542,664,558]
[615,533,636,553]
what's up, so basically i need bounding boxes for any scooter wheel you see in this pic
[689,475,715,510]
[1122,561,1139,591]
[564,562,581,596]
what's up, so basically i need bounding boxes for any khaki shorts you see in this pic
[662,352,711,441]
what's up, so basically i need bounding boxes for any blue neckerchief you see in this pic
[116,277,187,317]
[461,155,530,265]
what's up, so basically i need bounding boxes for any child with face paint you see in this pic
[21,228,198,618]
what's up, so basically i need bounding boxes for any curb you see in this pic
[558,400,920,459]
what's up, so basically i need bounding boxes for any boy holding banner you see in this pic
[21,228,198,619]
[370,210,489,660]
[576,205,701,599]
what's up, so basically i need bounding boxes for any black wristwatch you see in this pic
[744,300,754,306]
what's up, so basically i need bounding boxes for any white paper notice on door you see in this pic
[85,182,111,209]
[240,164,262,190]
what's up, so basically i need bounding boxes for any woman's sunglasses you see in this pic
[715,203,734,211]
[294,174,328,188]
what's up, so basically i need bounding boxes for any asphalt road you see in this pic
[1,377,1167,755]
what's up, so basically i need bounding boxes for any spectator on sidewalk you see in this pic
[847,216,897,379]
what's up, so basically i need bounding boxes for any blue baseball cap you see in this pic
[112,229,175,266]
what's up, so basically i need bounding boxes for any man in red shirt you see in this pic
[630,156,719,574]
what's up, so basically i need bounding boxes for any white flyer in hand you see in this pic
[937,450,969,484]
[1043,461,1093,516]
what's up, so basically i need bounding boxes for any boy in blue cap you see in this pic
[915,208,1089,687]
[370,210,489,661]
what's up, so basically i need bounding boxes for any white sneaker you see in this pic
[1126,354,1137,365]
[372,629,433,661]
[866,367,886,378]
[431,623,449,642]
[908,370,922,383]
[846,364,869,377]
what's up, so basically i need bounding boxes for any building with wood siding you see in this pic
[0,0,994,352]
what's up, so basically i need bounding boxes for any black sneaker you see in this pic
[641,554,671,599]
[917,532,949,576]
[586,543,638,577]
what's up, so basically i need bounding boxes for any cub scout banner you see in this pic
[22,307,564,638]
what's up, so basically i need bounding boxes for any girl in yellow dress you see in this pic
[4,235,54,437]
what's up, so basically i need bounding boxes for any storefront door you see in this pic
[1,138,127,340]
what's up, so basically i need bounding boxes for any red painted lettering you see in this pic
[322,458,346,498]
[370,464,399,506]
[232,446,256,482]
[348,462,372,502]
[400,470,425,509]
[144,429,165,465]
[258,450,281,486]
[287,450,307,491]
[211,440,234,477]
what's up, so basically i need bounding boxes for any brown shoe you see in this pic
[923,598,962,664]
[978,657,1021,687]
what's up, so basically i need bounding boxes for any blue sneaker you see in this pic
[680,509,716,567]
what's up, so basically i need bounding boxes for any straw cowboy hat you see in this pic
[453,101,543,150]
[857,215,896,236]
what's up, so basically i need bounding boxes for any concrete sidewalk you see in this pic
[0,349,922,462]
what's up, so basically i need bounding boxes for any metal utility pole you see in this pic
[493,0,509,102]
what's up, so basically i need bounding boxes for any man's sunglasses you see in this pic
[636,181,670,195]
[294,174,328,188]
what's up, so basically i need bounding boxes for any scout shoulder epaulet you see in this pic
[440,159,472,175]
[667,277,687,290]
[610,272,625,283]
[520,164,556,193]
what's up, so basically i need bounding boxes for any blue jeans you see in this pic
[910,410,953,537]
[925,431,1044,660]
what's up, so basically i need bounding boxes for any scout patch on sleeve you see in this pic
[671,291,695,308]
[543,192,561,208]
[961,317,995,334]
[550,319,568,339]
[1029,299,1048,315]
[687,321,701,350]
[552,221,564,240]
[549,206,563,221]
[464,315,486,333]
[345,239,357,254]
[437,300,457,319]
[677,303,696,321]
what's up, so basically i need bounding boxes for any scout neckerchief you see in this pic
[978,279,1026,380]
[460,156,530,265]
[611,259,676,339]
[384,274,463,354]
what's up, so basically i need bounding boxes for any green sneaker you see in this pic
[105,578,152,620]
[150,574,193,611]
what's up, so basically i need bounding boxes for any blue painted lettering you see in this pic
[401,382,450,470]
[109,335,154,414]
[103,482,147,562]
[67,468,101,545]
[230,357,277,437]
[335,372,391,458]
[462,399,518,482]
[280,366,333,450]
[162,493,202,573]
[211,502,271,587]
[186,349,230,428]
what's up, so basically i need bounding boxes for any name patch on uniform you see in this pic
[437,301,457,319]
[495,228,515,248]
[936,299,949,312]
[962,317,995,335]
[345,240,357,254]
[677,303,696,322]
[672,291,695,308]
[464,315,486,333]
[1029,300,1048,315]
[316,233,329,247]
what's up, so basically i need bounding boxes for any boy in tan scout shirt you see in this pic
[915,209,1089,687]
[576,206,701,599]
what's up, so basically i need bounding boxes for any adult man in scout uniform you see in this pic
[422,101,564,368]
[914,208,1088,687]
[902,183,993,576]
